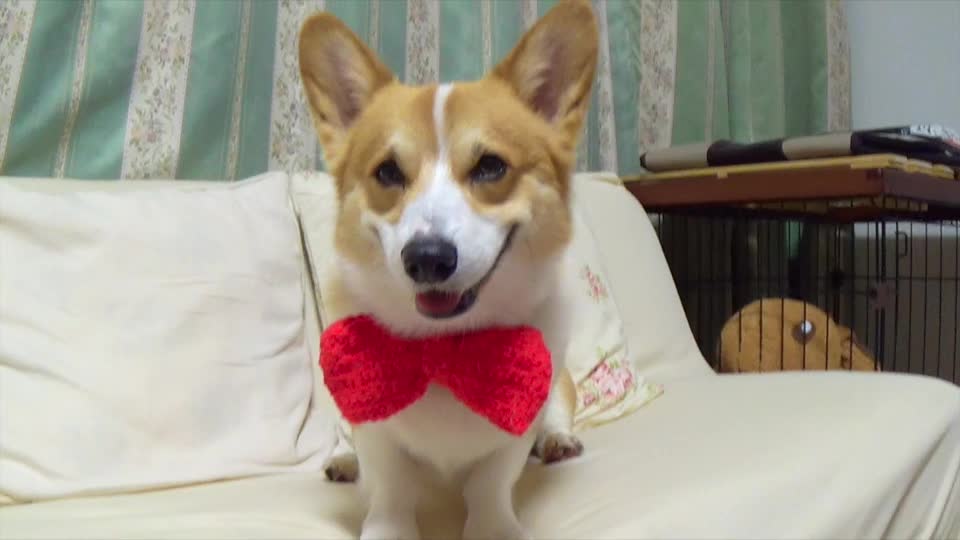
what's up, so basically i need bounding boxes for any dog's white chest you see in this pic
[383,383,530,478]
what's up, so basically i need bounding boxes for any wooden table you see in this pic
[624,154,960,222]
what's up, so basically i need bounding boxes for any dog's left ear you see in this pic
[299,13,395,164]
[491,0,598,142]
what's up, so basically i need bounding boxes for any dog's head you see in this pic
[299,0,597,335]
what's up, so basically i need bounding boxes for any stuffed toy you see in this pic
[320,315,553,436]
[717,298,878,373]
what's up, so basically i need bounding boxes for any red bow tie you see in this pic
[320,315,552,436]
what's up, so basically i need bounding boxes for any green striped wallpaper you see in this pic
[0,0,849,181]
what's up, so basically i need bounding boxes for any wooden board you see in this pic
[623,154,958,183]
[624,154,960,221]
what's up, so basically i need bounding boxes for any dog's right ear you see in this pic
[299,14,395,164]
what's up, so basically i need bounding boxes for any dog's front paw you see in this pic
[323,452,359,483]
[534,431,583,464]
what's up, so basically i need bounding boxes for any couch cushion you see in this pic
[0,173,334,502]
[563,196,664,428]
[572,173,714,382]
[2,372,956,539]
[290,171,662,430]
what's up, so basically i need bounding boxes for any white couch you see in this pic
[1,171,958,539]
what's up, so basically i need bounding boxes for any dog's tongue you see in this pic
[415,291,461,317]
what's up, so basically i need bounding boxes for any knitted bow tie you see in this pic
[319,315,552,436]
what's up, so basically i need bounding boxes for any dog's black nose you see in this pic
[401,237,458,284]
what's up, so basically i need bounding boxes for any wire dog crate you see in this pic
[628,158,960,385]
[656,214,959,383]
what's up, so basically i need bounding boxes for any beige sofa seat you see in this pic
[1,173,958,539]
[2,372,957,539]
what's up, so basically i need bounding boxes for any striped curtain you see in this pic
[0,0,849,181]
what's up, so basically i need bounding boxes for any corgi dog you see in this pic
[299,1,597,538]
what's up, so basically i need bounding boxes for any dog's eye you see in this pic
[374,159,406,188]
[469,154,508,183]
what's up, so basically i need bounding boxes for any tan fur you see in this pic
[298,14,395,166]
[300,1,596,272]
[491,0,598,145]
[307,77,587,272]
[718,298,878,373]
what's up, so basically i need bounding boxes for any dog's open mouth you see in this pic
[415,288,478,319]
[414,226,518,319]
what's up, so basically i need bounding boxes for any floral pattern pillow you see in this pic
[566,207,663,431]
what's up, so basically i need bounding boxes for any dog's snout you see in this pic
[401,237,458,284]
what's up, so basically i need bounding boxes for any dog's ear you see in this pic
[491,0,598,142]
[299,13,395,163]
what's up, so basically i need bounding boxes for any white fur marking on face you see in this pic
[434,84,454,158]
[365,83,510,292]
